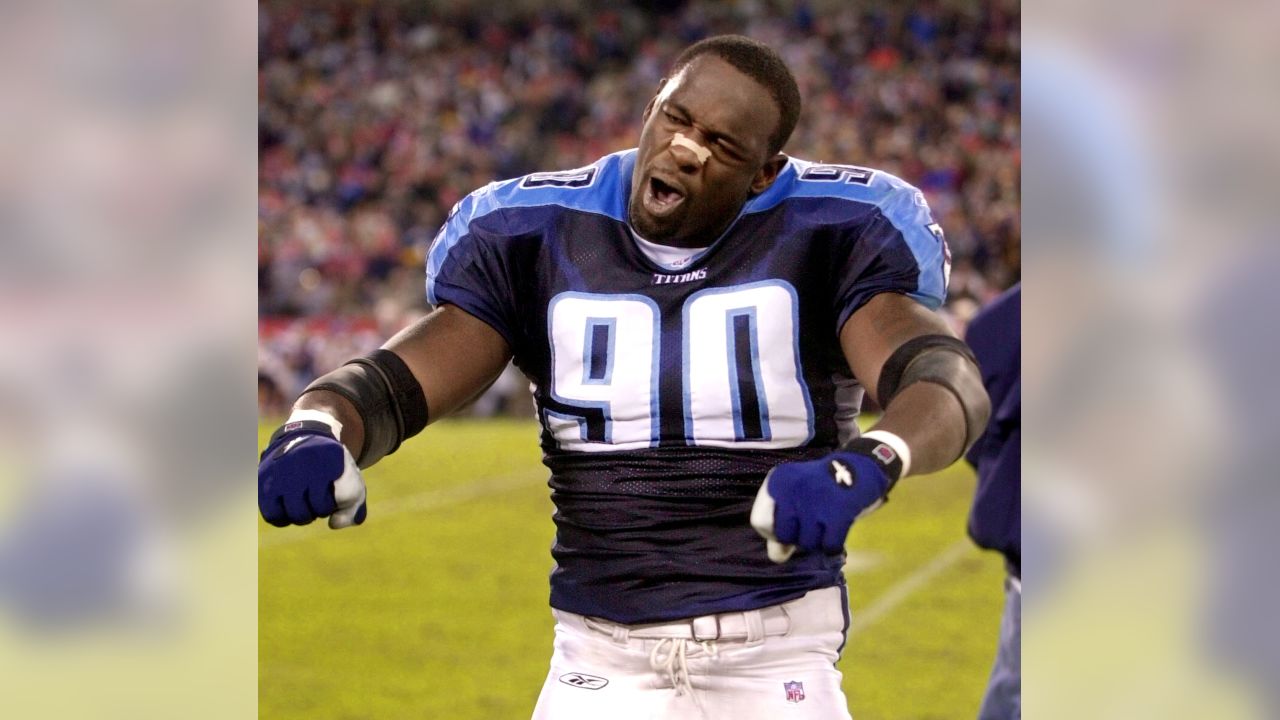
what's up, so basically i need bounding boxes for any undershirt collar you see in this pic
[629,230,710,271]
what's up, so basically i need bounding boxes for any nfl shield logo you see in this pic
[784,680,805,703]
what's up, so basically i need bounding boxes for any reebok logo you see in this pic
[871,443,896,464]
[831,460,853,487]
[559,672,609,690]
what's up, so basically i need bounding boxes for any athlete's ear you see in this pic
[750,154,788,194]
[641,82,665,123]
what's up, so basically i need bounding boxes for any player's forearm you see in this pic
[382,305,513,420]
[868,381,983,476]
[283,307,511,470]
[293,390,365,460]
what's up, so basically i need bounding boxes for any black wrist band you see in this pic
[841,436,905,488]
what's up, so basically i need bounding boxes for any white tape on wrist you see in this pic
[287,408,344,441]
[860,430,912,478]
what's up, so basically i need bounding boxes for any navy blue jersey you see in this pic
[964,283,1021,576]
[426,149,949,623]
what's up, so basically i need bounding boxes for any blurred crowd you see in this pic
[258,0,1020,413]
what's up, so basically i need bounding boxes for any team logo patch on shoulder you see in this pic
[559,672,609,690]
[798,163,874,185]
[784,680,805,703]
[521,167,598,189]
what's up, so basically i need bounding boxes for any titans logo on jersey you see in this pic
[426,149,948,624]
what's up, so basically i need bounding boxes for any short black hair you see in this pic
[669,35,801,156]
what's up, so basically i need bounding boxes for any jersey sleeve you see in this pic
[832,183,951,332]
[424,187,520,348]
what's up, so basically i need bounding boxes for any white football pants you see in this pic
[530,586,854,720]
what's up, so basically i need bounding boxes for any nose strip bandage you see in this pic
[672,133,711,165]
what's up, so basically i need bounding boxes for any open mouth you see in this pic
[643,175,686,216]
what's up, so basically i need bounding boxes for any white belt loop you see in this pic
[583,616,632,645]
[691,615,720,642]
[743,609,766,643]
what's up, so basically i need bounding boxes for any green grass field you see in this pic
[259,418,1005,719]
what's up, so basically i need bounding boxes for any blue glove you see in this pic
[750,436,905,561]
[258,418,367,529]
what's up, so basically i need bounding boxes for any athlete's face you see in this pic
[628,56,787,247]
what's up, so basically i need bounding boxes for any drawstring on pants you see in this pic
[648,637,719,696]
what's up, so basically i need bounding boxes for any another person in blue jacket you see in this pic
[965,283,1021,719]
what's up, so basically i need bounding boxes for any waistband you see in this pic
[558,586,845,644]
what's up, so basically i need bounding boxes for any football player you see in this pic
[259,35,989,719]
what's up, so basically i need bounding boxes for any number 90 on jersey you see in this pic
[545,282,814,452]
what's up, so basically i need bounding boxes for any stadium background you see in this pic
[258,1,1019,717]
